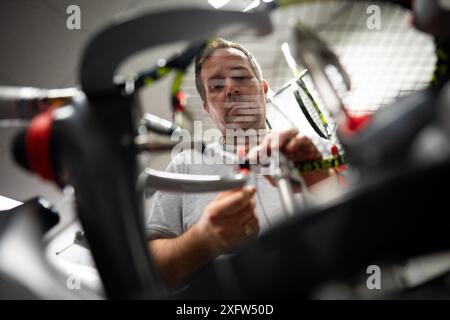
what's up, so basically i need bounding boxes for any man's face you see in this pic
[200,48,267,136]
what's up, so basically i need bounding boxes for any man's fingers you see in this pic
[247,129,298,164]
[241,213,258,229]
[265,129,298,153]
[275,129,299,151]
[241,215,260,238]
[214,187,242,200]
[285,136,322,162]
[216,201,258,241]
[209,186,256,219]
[222,199,256,225]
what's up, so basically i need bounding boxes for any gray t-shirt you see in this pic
[146,143,301,240]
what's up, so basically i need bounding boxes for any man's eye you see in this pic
[211,85,223,91]
[209,80,225,91]
[234,76,249,81]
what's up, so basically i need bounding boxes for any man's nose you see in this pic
[225,78,239,97]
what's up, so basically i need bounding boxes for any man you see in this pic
[146,38,331,288]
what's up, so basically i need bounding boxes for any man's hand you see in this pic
[195,186,259,255]
[248,129,332,188]
[148,186,258,288]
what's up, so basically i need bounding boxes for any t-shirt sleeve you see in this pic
[145,158,184,240]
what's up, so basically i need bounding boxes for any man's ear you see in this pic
[203,101,209,112]
[262,79,269,94]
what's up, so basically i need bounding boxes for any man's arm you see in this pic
[148,222,215,288]
[148,186,258,288]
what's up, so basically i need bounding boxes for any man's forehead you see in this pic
[209,47,248,59]
[202,48,253,76]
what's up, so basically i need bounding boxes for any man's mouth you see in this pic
[225,103,239,118]
[226,102,260,116]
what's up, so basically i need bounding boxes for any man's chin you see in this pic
[223,124,267,145]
